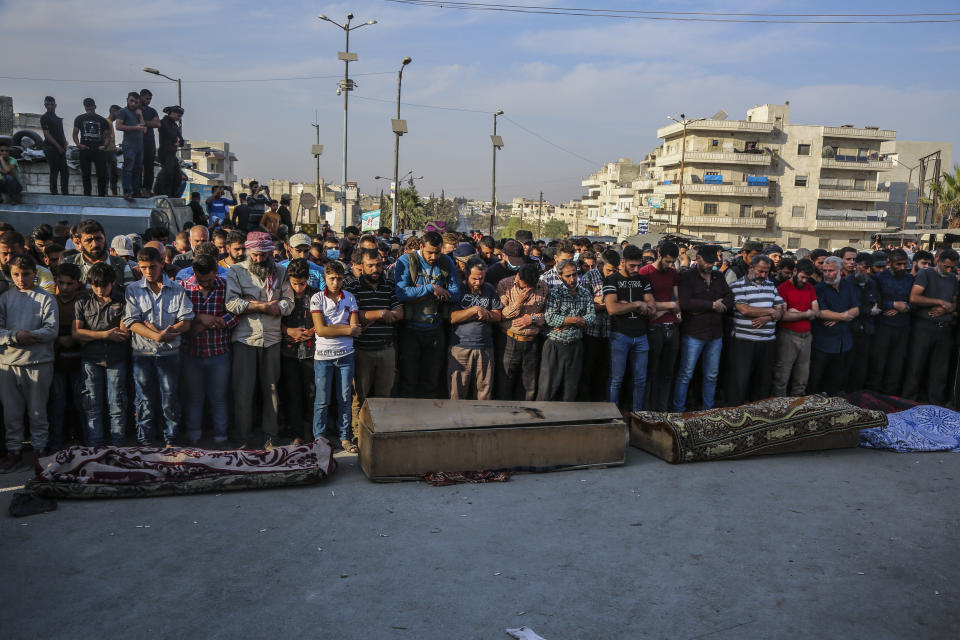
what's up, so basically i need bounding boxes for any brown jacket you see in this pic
[497,276,548,337]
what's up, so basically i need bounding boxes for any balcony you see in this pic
[822,126,896,140]
[821,156,894,171]
[613,186,635,197]
[633,179,657,191]
[814,209,889,231]
[819,188,889,202]
[680,215,767,229]
[581,178,600,188]
[660,182,771,198]
[658,119,775,138]
[656,151,772,167]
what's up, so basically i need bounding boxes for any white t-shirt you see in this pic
[309,289,359,360]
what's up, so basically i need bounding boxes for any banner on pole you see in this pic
[361,209,381,232]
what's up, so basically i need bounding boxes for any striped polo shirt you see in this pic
[730,275,784,341]
[345,276,401,351]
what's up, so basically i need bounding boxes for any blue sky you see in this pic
[2,0,957,202]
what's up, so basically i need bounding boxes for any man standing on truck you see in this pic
[40,96,69,196]
[72,98,110,197]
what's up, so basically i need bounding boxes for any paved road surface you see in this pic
[1,447,958,639]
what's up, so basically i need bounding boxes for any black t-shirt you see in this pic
[141,105,159,149]
[602,272,653,337]
[40,112,67,148]
[73,113,110,148]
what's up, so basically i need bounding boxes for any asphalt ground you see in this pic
[1,446,958,639]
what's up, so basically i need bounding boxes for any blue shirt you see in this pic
[278,259,325,291]
[874,269,914,328]
[122,274,194,355]
[394,252,462,328]
[812,278,859,354]
[207,197,237,222]
[174,264,229,283]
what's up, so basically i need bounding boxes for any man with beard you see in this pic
[0,231,55,294]
[771,258,819,397]
[724,240,762,286]
[449,257,502,400]
[726,254,785,406]
[808,257,859,395]
[345,248,402,427]
[868,249,913,394]
[809,249,830,283]
[673,245,733,412]
[538,259,592,402]
[911,250,933,276]
[225,231,293,449]
[484,239,526,288]
[773,257,795,286]
[847,252,880,391]
[638,241,681,411]
[138,89,161,197]
[65,219,134,286]
[902,249,959,405]
[219,230,246,269]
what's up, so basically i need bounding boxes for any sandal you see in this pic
[341,439,358,454]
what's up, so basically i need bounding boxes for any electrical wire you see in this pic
[0,72,394,84]
[384,1,960,23]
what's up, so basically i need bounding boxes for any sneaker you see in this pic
[0,452,23,473]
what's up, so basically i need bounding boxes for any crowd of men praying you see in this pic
[0,207,955,473]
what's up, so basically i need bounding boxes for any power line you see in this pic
[502,116,598,166]
[353,95,491,114]
[0,72,394,84]
[384,1,960,23]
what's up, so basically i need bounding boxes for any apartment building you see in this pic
[652,103,897,250]
[511,197,554,222]
[580,158,644,237]
[185,140,238,188]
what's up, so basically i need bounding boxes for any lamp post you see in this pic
[391,57,412,237]
[143,67,181,106]
[318,13,377,233]
[489,109,504,235]
[311,115,323,225]
[667,113,705,234]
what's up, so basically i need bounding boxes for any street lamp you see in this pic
[143,67,181,106]
[318,13,378,233]
[667,113,706,233]
[391,56,412,237]
[489,109,504,235]
[376,172,420,232]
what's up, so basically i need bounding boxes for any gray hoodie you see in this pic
[0,286,59,366]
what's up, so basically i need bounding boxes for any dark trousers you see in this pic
[281,356,315,441]
[398,326,445,398]
[79,148,107,196]
[867,324,909,395]
[497,334,540,400]
[902,324,954,405]
[848,330,871,392]
[155,151,180,197]
[105,151,119,194]
[646,323,680,411]
[142,145,156,192]
[578,334,609,401]
[45,146,69,195]
[808,348,853,395]
[724,338,776,406]
[0,174,23,203]
[536,339,583,402]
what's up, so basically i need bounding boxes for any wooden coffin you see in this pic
[358,399,628,481]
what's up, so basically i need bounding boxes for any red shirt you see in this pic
[777,279,817,333]
[638,264,678,325]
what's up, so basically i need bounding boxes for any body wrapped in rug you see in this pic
[630,396,887,463]
[860,405,960,452]
[26,441,335,499]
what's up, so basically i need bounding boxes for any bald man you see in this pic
[172,225,209,269]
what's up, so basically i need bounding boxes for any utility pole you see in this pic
[538,191,543,238]
[667,113,706,234]
[489,109,504,235]
[391,57,412,236]
[311,115,321,225]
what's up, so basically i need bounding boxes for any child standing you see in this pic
[281,258,318,444]
[310,260,360,452]
[0,255,59,471]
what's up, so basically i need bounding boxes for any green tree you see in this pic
[542,219,570,239]
[499,216,534,241]
[930,164,960,226]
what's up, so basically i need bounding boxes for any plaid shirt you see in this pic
[180,275,239,357]
[544,283,595,343]
[580,268,610,338]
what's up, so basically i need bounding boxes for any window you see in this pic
[787,237,800,249]
[818,238,830,249]
[849,239,860,246]
[797,143,811,156]
[740,204,751,218]
[702,234,716,241]
[795,175,808,187]
[854,178,866,190]
[792,205,805,218]
[704,203,718,215]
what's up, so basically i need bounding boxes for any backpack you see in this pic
[402,250,452,322]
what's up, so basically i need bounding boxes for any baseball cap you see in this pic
[288,233,311,248]
[452,242,477,259]
[110,235,133,257]
[502,239,524,258]
[699,245,721,263]
[763,244,783,255]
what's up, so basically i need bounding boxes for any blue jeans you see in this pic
[49,368,84,449]
[672,336,723,412]
[1,173,23,202]
[133,354,181,445]
[608,332,649,412]
[313,355,355,442]
[181,352,231,442]
[122,144,144,196]
[82,360,128,446]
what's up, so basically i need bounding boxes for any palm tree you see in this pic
[930,164,960,227]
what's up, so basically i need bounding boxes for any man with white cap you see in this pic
[279,233,324,290]
[225,231,293,449]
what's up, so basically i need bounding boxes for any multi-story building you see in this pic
[879,140,953,229]
[184,141,238,188]
[580,158,644,238]
[511,197,554,222]
[652,103,898,250]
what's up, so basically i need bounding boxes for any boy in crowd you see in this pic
[72,262,129,446]
[0,255,58,471]
[280,259,318,444]
[49,263,85,449]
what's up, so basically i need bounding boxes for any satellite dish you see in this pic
[711,110,728,120]
[884,181,891,188]
[300,193,317,208]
